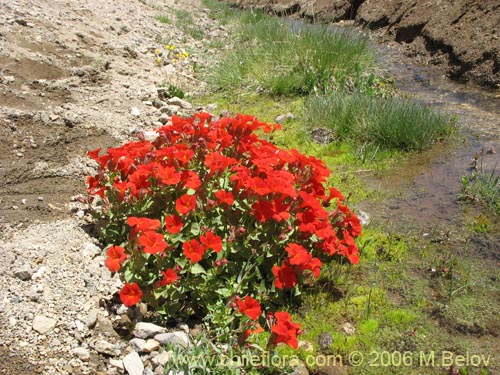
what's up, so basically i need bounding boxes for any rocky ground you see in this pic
[222,0,500,89]
[0,0,227,373]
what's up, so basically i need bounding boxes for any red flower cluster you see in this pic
[271,311,302,349]
[87,113,361,346]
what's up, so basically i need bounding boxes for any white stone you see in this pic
[151,350,173,366]
[109,359,124,370]
[94,339,116,356]
[133,322,166,339]
[131,107,141,117]
[129,338,146,352]
[33,315,57,334]
[72,347,90,361]
[166,97,192,110]
[154,332,190,348]
[123,351,144,375]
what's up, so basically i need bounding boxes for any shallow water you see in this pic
[359,38,500,236]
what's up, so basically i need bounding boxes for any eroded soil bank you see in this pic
[222,0,500,89]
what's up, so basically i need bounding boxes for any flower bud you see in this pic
[238,227,246,234]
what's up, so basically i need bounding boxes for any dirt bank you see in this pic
[222,0,500,89]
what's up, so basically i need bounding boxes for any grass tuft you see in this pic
[304,93,455,150]
[212,15,376,96]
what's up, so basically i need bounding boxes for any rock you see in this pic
[133,322,166,339]
[158,105,178,115]
[176,323,189,334]
[72,347,91,361]
[123,351,144,375]
[109,359,124,370]
[342,322,356,336]
[289,359,309,375]
[151,350,173,366]
[84,310,98,328]
[94,339,117,356]
[14,264,33,280]
[33,315,57,334]
[357,210,370,226]
[154,331,190,348]
[82,242,101,258]
[143,131,158,142]
[158,114,169,124]
[167,97,192,110]
[153,99,166,108]
[274,112,294,124]
[143,339,160,352]
[131,107,141,117]
[311,127,335,145]
[129,338,146,352]
[31,266,46,280]
[298,340,314,352]
[317,332,333,351]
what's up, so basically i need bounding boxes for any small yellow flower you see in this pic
[183,52,189,58]
[155,48,161,54]
[171,59,178,63]
[156,57,162,65]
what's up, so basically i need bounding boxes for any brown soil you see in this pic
[222,0,500,89]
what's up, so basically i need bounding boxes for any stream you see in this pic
[352,32,500,261]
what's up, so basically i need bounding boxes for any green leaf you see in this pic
[190,222,201,236]
[190,263,206,275]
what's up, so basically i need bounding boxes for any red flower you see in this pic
[237,296,262,321]
[200,231,223,253]
[127,217,161,238]
[155,268,178,288]
[155,165,181,185]
[183,239,205,263]
[215,190,234,206]
[272,264,297,289]
[139,231,168,254]
[165,214,183,234]
[204,152,237,174]
[285,243,312,267]
[271,311,302,349]
[104,245,127,272]
[182,171,202,190]
[119,282,142,307]
[175,194,197,215]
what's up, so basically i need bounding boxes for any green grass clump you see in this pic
[174,9,205,40]
[304,93,455,150]
[212,15,375,96]
[461,169,500,215]
[155,15,171,24]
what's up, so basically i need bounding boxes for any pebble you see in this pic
[109,358,124,370]
[143,339,160,352]
[33,315,57,334]
[123,351,144,375]
[129,338,146,352]
[167,97,192,110]
[14,264,33,280]
[154,331,190,348]
[133,322,166,339]
[94,339,117,356]
[131,107,141,117]
[151,350,173,366]
[72,347,91,361]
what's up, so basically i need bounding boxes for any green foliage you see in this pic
[304,93,455,150]
[212,15,377,96]
[174,9,205,40]
[155,15,171,24]
[460,168,500,215]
